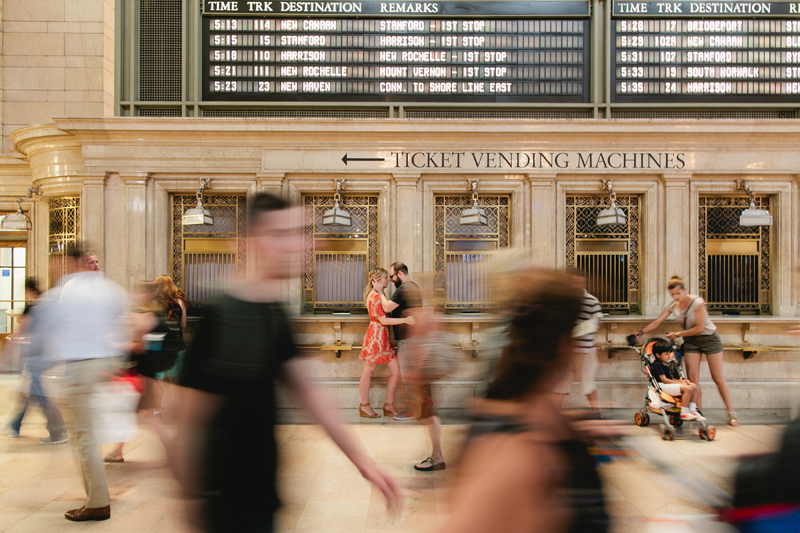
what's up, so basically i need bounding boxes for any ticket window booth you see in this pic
[699,196,771,315]
[0,243,27,334]
[172,194,247,313]
[566,195,641,315]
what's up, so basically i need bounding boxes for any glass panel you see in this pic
[0,267,12,302]
[0,249,11,267]
[13,267,25,302]
[13,247,25,267]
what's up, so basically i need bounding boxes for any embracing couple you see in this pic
[358,262,420,421]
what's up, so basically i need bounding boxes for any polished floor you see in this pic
[0,385,785,532]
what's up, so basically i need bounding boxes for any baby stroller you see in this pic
[627,335,716,442]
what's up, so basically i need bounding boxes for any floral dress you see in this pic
[359,291,396,364]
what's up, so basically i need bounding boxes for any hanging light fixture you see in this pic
[322,179,352,226]
[182,179,214,226]
[596,179,626,226]
[459,180,488,226]
[736,179,772,227]
[1,186,42,231]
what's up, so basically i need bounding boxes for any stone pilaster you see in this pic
[528,174,557,267]
[392,174,420,273]
[662,173,692,296]
[80,172,109,269]
[120,172,150,289]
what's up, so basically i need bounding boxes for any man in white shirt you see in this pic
[30,249,127,522]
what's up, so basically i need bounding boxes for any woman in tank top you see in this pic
[636,275,739,426]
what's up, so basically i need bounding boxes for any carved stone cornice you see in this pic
[10,124,85,189]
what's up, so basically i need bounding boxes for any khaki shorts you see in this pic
[682,332,723,355]
[660,383,683,397]
[553,349,598,396]
[397,340,435,420]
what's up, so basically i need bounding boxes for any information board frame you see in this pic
[201,1,593,103]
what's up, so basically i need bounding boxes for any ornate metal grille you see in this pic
[434,195,510,311]
[699,196,771,314]
[48,197,81,286]
[303,195,379,313]
[172,195,247,309]
[139,0,182,102]
[566,195,640,314]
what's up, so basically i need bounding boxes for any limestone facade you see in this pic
[1,118,798,412]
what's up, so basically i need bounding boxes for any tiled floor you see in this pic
[0,391,785,532]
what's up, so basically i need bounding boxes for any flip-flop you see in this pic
[103,455,124,463]
[414,457,446,471]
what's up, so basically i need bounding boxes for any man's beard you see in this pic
[393,279,402,288]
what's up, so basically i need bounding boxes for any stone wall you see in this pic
[1,0,114,153]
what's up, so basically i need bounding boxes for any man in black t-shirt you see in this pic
[173,193,399,533]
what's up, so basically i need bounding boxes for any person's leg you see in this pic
[683,352,702,410]
[679,383,694,404]
[414,383,444,469]
[383,358,401,415]
[706,351,738,423]
[40,393,68,440]
[359,362,378,416]
[585,390,599,410]
[421,415,444,464]
[5,394,30,435]
[62,359,112,510]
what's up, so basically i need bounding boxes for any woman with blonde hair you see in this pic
[636,275,739,426]
[358,268,415,418]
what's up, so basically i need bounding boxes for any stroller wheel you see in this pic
[668,414,683,427]
[642,413,650,427]
[699,426,706,439]
[660,426,674,441]
[706,426,716,441]
[635,411,649,427]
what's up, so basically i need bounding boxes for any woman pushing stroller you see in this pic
[636,275,740,426]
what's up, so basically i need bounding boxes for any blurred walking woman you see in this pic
[358,268,414,418]
[637,275,739,426]
[440,269,609,533]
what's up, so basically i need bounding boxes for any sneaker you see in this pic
[39,435,69,445]
[3,426,20,438]
[392,411,415,421]
[690,410,706,421]
[680,412,698,421]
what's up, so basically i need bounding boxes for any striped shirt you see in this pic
[573,290,602,352]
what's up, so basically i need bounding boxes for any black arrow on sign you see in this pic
[342,154,385,165]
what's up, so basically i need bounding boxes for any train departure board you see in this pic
[202,1,591,102]
[612,1,800,103]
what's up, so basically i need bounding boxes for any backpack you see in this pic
[134,316,183,377]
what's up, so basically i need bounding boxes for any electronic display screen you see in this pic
[612,1,800,103]
[202,1,591,102]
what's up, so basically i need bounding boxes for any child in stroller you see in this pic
[649,339,704,422]
[629,335,716,441]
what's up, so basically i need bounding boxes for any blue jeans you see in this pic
[7,374,67,439]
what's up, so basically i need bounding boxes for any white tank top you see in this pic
[667,296,717,336]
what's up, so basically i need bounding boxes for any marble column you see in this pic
[392,174,420,273]
[121,172,150,289]
[81,172,108,269]
[528,174,557,267]
[662,173,692,298]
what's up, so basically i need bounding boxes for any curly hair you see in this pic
[486,269,583,400]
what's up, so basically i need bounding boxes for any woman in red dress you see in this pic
[359,268,415,418]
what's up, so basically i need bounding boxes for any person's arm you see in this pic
[169,385,223,495]
[178,299,188,330]
[281,357,401,509]
[666,303,707,340]
[636,308,672,337]
[372,280,400,314]
[377,315,415,326]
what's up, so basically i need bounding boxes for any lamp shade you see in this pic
[322,204,352,226]
[739,203,772,227]
[0,211,31,231]
[458,206,488,226]
[596,206,626,226]
[182,203,214,225]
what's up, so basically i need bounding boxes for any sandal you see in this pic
[382,403,398,416]
[728,411,740,427]
[103,454,124,463]
[414,457,446,471]
[359,403,380,418]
